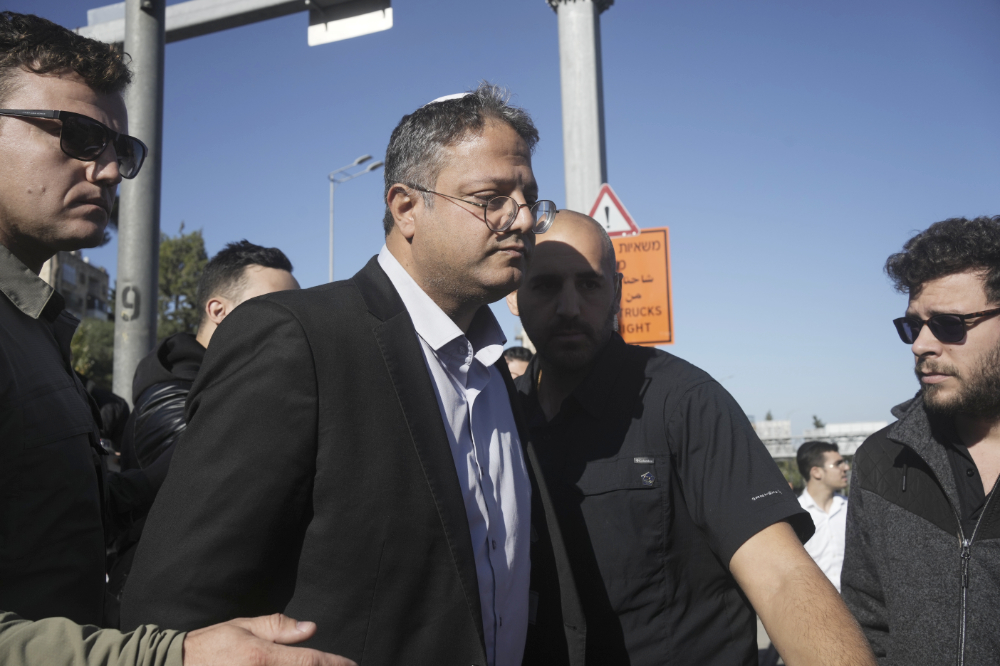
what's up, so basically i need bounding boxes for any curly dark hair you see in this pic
[885,216,1000,305]
[0,11,132,107]
[381,81,539,236]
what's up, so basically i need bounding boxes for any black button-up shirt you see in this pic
[0,244,106,624]
[943,438,997,539]
[515,334,812,665]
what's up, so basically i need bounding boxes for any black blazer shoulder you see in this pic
[122,256,584,666]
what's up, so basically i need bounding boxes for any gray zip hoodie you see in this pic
[842,396,1000,665]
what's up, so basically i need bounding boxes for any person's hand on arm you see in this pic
[0,611,355,666]
[184,613,356,666]
[730,521,876,666]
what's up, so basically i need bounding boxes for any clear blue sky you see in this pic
[12,0,1000,432]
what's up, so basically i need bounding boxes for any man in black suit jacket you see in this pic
[121,84,584,666]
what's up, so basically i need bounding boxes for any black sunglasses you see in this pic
[893,307,1000,344]
[0,109,147,179]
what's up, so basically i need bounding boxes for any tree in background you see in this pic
[775,459,804,493]
[69,224,207,390]
[158,223,208,340]
[72,318,115,390]
[812,415,826,429]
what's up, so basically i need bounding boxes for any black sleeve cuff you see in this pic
[719,500,815,566]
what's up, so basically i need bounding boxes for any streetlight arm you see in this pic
[329,163,355,179]
[328,153,383,282]
[330,154,374,179]
[332,164,382,185]
[332,172,360,185]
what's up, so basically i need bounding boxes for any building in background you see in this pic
[40,251,112,321]
[801,422,888,457]
[752,419,794,458]
[752,419,888,461]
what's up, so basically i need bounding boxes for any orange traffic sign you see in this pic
[614,227,674,346]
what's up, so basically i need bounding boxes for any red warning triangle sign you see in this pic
[588,184,640,237]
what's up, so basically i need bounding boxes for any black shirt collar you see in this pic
[571,333,631,418]
[525,333,632,421]
[0,243,65,322]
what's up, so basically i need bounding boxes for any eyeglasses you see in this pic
[893,307,1000,344]
[407,184,557,234]
[0,109,147,179]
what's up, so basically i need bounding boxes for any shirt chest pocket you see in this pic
[572,456,664,579]
[574,456,659,495]
[17,378,96,449]
[1,379,102,562]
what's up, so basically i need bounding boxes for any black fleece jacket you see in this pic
[842,396,1000,666]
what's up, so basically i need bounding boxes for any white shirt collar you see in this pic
[377,245,506,367]
[799,488,847,515]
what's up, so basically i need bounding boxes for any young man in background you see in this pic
[796,441,849,592]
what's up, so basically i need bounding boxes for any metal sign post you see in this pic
[77,0,392,45]
[547,0,612,213]
[112,0,164,401]
[77,0,392,403]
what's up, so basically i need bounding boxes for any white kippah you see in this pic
[423,92,472,107]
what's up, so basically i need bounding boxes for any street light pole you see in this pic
[328,155,383,282]
[329,175,336,283]
[113,0,165,404]
[77,0,394,400]
[547,0,612,212]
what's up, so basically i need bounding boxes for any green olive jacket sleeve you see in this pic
[0,612,184,666]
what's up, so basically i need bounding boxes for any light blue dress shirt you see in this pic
[378,246,531,666]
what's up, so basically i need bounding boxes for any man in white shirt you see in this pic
[796,441,850,592]
[122,83,583,666]
[376,245,531,664]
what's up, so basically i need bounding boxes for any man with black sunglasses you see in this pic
[0,11,352,666]
[843,215,1000,664]
[0,108,147,180]
[0,9,137,628]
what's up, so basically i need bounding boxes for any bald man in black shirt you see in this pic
[508,210,875,665]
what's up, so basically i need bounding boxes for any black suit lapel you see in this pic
[498,360,587,666]
[353,257,486,651]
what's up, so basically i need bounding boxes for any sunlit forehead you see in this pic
[439,130,534,194]
[20,71,129,134]
[452,173,537,199]
[437,166,534,202]
[908,271,992,319]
